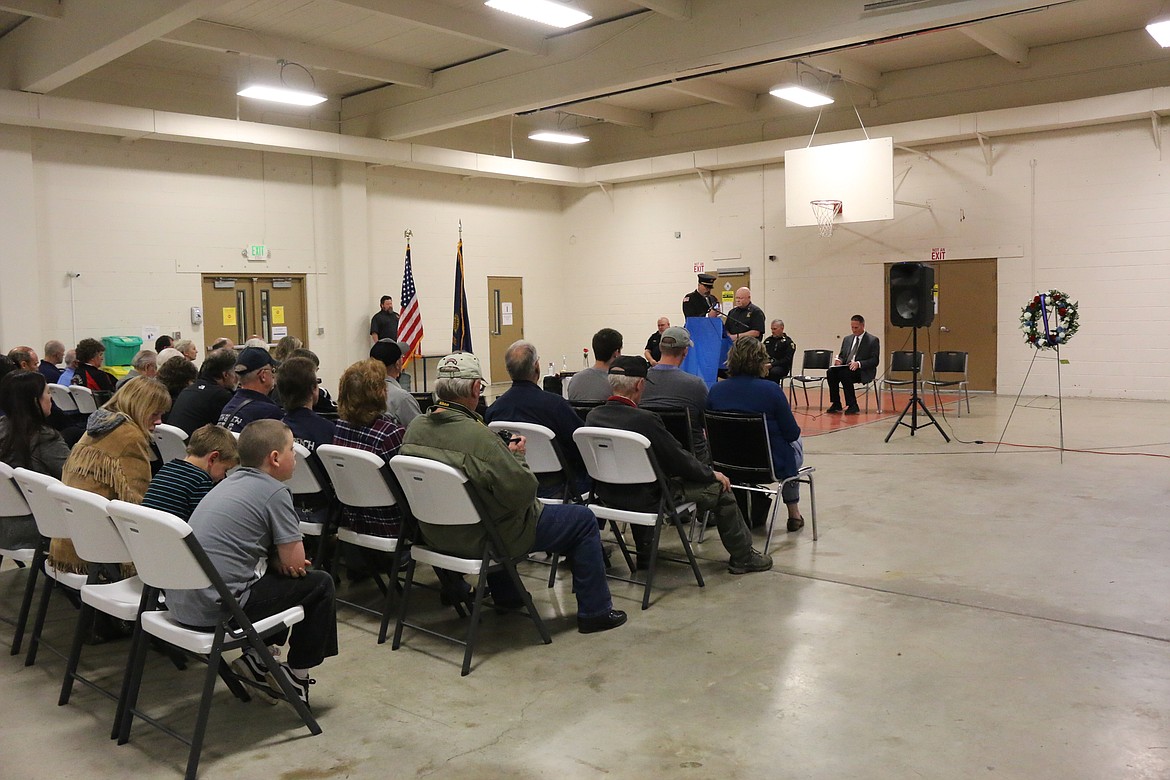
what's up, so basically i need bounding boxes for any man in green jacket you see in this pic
[401,351,626,635]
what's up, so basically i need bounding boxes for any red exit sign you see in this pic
[693,261,705,273]
[931,247,946,261]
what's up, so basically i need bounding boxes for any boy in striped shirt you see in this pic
[143,424,239,521]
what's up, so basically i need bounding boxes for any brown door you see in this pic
[200,275,309,350]
[487,276,523,386]
[883,258,997,391]
[714,267,751,315]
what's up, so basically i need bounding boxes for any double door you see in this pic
[200,275,308,349]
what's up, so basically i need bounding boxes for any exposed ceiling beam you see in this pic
[0,1,60,20]
[334,0,546,56]
[666,78,757,111]
[161,20,433,89]
[805,53,883,92]
[559,100,653,129]
[0,0,230,93]
[629,0,692,21]
[960,22,1030,67]
[342,0,1056,141]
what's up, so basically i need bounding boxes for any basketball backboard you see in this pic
[784,137,894,228]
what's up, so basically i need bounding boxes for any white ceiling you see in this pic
[1,0,1169,168]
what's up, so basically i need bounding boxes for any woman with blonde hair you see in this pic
[332,359,405,539]
[52,376,172,576]
[707,336,806,532]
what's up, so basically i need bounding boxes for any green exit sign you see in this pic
[247,244,268,261]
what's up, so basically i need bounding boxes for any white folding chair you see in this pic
[0,461,40,656]
[11,467,86,667]
[151,423,189,463]
[315,444,406,636]
[69,385,99,413]
[389,455,551,676]
[107,500,321,780]
[48,383,79,413]
[286,443,340,573]
[573,427,704,610]
[48,483,144,738]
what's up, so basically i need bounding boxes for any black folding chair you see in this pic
[788,349,833,409]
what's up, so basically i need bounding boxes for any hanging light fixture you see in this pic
[1147,18,1170,47]
[769,84,834,108]
[238,60,327,106]
[528,130,589,144]
[485,0,591,29]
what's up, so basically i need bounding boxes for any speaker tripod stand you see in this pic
[885,326,949,443]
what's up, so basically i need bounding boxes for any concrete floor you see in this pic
[2,394,1168,779]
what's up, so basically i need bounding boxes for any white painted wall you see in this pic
[1,117,1168,399]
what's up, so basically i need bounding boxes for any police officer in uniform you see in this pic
[682,273,721,318]
[763,319,797,382]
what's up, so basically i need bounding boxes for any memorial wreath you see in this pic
[1020,289,1078,350]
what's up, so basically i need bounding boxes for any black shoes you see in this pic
[844,406,860,415]
[728,549,773,574]
[578,609,628,634]
[826,404,843,414]
[787,516,805,532]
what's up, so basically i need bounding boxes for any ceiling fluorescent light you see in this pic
[486,0,591,29]
[528,130,589,144]
[1147,19,1170,47]
[237,85,327,106]
[769,84,834,108]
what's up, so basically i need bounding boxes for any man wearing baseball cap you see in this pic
[401,351,626,634]
[641,326,712,465]
[586,356,772,575]
[217,346,283,432]
[370,339,421,426]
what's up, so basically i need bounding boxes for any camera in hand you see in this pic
[496,429,516,444]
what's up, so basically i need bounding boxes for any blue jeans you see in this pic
[489,503,613,619]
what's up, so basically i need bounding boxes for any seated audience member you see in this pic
[0,371,70,548]
[156,347,185,365]
[166,419,337,706]
[271,335,304,363]
[244,337,269,349]
[218,347,283,432]
[167,348,239,435]
[154,334,174,353]
[586,357,772,575]
[763,319,796,382]
[566,328,623,403]
[57,349,78,386]
[826,314,880,415]
[331,359,404,540]
[209,337,235,351]
[71,338,118,398]
[7,346,38,372]
[640,326,711,464]
[401,351,626,634]
[287,348,337,415]
[55,377,172,576]
[40,340,65,383]
[707,337,806,531]
[0,355,16,386]
[369,339,421,426]
[158,354,198,408]
[142,424,239,521]
[174,338,198,363]
[485,339,587,498]
[279,357,336,454]
[643,317,669,366]
[116,349,158,390]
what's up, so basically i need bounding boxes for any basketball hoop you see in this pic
[810,199,843,238]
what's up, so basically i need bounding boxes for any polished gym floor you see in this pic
[2,393,1168,779]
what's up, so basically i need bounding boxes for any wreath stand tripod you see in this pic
[884,326,949,442]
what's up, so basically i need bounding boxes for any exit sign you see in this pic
[246,244,268,261]
[693,261,705,273]
[931,247,946,261]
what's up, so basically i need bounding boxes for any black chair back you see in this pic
[645,406,695,454]
[799,349,833,374]
[412,392,435,413]
[932,350,967,375]
[569,400,604,422]
[704,410,776,485]
[889,350,923,373]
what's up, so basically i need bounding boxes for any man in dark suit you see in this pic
[585,356,771,575]
[826,314,880,415]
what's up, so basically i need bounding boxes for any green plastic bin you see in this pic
[102,336,143,366]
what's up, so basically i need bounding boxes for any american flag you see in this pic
[399,243,424,363]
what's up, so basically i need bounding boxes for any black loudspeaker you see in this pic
[889,262,935,327]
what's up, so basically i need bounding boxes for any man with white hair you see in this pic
[401,351,626,635]
[116,349,158,389]
[40,340,65,383]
